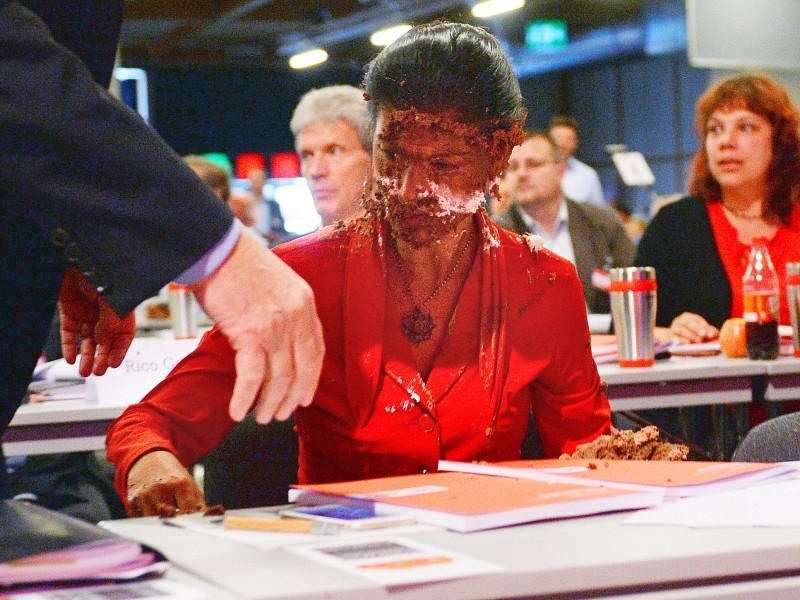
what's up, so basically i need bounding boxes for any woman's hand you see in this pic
[125,451,207,517]
[654,326,675,344]
[669,312,719,344]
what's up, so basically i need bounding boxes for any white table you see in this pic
[104,508,800,599]
[598,354,766,411]
[599,355,772,460]
[2,401,124,457]
[763,356,800,402]
[7,355,798,460]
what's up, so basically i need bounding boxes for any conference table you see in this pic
[598,354,772,460]
[102,501,800,599]
[3,400,123,457]
[5,355,800,460]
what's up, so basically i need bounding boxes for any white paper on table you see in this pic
[623,477,800,527]
[286,536,504,586]
[667,340,721,355]
[124,511,438,553]
[6,580,207,600]
[31,358,83,382]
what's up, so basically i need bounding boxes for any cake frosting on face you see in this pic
[560,426,689,461]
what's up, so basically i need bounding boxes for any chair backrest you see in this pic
[202,414,298,509]
[732,412,800,462]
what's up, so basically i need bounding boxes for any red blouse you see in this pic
[707,202,800,324]
[106,210,611,498]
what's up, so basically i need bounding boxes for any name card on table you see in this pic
[89,338,200,406]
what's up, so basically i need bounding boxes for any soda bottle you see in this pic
[742,238,780,360]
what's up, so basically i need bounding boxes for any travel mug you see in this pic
[788,263,800,358]
[609,266,657,368]
[168,283,198,339]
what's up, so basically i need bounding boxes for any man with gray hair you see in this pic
[290,85,372,227]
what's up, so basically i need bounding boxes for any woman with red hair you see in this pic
[636,72,800,342]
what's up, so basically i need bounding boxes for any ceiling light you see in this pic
[370,24,413,46]
[471,0,525,19]
[288,49,328,69]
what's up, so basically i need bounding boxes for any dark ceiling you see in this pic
[120,0,646,71]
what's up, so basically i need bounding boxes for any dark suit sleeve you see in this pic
[0,2,234,315]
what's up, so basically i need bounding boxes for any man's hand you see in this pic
[126,451,206,517]
[192,228,324,424]
[58,267,136,376]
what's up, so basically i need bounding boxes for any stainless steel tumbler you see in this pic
[168,283,199,339]
[609,266,657,367]
[788,262,800,358]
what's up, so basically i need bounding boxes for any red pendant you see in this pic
[400,306,435,344]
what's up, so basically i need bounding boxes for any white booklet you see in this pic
[287,536,503,586]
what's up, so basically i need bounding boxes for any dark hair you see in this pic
[549,115,579,134]
[520,128,565,162]
[183,155,231,201]
[689,72,800,222]
[362,22,527,130]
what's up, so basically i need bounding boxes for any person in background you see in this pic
[107,21,611,517]
[488,174,512,217]
[611,199,648,244]
[635,72,800,343]
[226,188,257,229]
[184,155,257,229]
[495,130,634,314]
[290,85,373,227]
[248,167,290,246]
[0,1,324,497]
[632,72,800,449]
[549,115,606,206]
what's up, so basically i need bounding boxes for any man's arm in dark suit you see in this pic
[0,1,325,423]
[0,1,233,316]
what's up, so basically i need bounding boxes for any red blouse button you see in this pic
[418,414,436,433]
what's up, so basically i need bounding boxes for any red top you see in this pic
[106,210,611,497]
[707,202,800,324]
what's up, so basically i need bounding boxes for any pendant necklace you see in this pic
[391,227,475,345]
[722,201,762,221]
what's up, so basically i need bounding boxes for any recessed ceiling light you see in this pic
[288,48,329,69]
[370,24,413,46]
[472,0,525,19]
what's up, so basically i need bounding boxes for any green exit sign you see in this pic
[525,19,568,52]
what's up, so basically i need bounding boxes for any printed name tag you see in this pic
[89,338,200,406]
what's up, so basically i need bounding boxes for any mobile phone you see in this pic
[278,505,415,530]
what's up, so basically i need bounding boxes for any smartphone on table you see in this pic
[279,505,415,530]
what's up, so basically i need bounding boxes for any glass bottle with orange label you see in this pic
[742,238,779,360]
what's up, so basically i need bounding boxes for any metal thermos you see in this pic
[168,283,198,339]
[787,262,800,358]
[609,267,657,368]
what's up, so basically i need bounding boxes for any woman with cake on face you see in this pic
[106,22,614,518]
[636,73,800,343]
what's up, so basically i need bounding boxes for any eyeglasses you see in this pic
[505,159,558,175]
